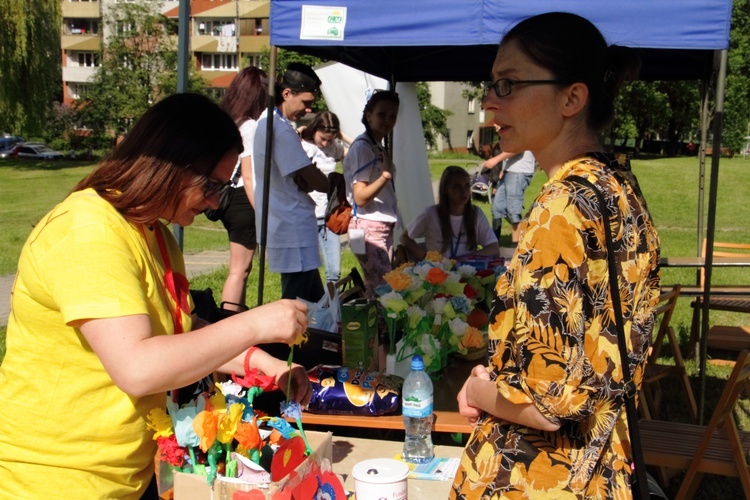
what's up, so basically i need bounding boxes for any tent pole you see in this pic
[257,46,278,306]
[698,48,728,424]
[172,0,191,250]
[697,80,710,258]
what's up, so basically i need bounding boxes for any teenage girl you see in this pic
[300,111,349,283]
[217,66,267,310]
[343,90,400,298]
[401,165,499,260]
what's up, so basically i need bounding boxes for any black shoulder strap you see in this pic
[566,174,651,500]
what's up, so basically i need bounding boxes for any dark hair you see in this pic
[74,93,242,224]
[502,12,640,132]
[300,111,342,142]
[361,90,400,149]
[221,66,268,124]
[275,62,321,105]
[437,166,478,254]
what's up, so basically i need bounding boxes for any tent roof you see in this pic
[270,0,732,82]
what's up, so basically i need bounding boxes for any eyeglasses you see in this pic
[202,177,231,198]
[483,78,566,98]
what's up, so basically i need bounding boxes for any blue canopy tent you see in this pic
[255,0,734,420]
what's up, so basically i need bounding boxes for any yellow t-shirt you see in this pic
[0,189,192,499]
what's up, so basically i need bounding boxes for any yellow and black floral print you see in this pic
[451,153,661,499]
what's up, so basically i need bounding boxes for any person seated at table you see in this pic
[0,93,312,500]
[451,12,660,499]
[400,165,499,260]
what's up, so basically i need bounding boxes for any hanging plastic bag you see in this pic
[298,293,338,334]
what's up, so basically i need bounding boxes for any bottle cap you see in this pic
[411,354,424,371]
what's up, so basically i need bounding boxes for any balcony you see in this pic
[61,34,101,51]
[63,66,98,83]
[61,2,100,19]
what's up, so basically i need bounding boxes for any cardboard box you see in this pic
[340,299,378,370]
[173,431,333,500]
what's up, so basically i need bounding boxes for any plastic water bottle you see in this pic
[402,354,434,463]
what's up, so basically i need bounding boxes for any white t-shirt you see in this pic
[343,133,398,223]
[406,205,497,258]
[253,108,320,273]
[301,139,345,219]
[231,119,257,188]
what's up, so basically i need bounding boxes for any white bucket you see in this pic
[352,458,409,500]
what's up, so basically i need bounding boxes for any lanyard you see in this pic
[142,224,191,335]
[450,221,464,259]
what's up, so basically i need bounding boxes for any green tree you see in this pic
[80,0,205,143]
[416,82,451,150]
[656,81,700,155]
[0,0,61,135]
[615,81,670,155]
[723,0,750,152]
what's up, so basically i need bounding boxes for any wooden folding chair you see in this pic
[640,350,750,499]
[326,267,365,304]
[640,285,698,423]
[686,240,750,359]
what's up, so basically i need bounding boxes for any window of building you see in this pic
[68,83,90,100]
[197,19,235,37]
[201,53,238,71]
[468,96,476,114]
[74,51,101,68]
[66,19,100,35]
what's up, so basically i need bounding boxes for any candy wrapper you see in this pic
[306,365,402,416]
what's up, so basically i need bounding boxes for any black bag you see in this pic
[203,185,233,222]
[324,171,352,235]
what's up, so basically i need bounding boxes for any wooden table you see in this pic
[660,256,750,268]
[332,434,463,497]
[298,356,484,434]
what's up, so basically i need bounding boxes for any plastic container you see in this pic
[401,354,434,463]
[352,458,409,500]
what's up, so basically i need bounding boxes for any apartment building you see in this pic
[427,82,494,156]
[60,0,270,105]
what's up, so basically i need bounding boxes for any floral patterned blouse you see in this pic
[451,153,661,499]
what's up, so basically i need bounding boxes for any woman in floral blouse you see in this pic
[451,12,661,499]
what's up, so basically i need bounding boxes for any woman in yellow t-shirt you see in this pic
[0,93,312,499]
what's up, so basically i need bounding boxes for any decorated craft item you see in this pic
[377,251,505,374]
[149,331,346,498]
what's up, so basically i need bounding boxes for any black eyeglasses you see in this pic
[202,177,231,198]
[483,78,566,98]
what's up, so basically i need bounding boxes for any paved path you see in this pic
[0,250,231,328]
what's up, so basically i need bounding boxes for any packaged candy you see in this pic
[306,365,402,416]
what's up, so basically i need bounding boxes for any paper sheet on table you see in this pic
[394,455,460,481]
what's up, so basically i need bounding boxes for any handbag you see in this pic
[324,171,352,234]
[567,174,667,500]
[204,169,241,222]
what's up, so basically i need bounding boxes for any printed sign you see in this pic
[300,5,347,40]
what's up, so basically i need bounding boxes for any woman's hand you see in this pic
[274,363,313,406]
[457,364,492,426]
[241,299,309,345]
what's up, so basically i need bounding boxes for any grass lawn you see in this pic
[1,154,749,497]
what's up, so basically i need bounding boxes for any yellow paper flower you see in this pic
[425,250,444,263]
[146,407,174,439]
[384,269,412,291]
[217,402,244,444]
[291,329,309,347]
[395,262,414,272]
[207,391,226,412]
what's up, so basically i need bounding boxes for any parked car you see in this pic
[0,135,24,158]
[12,143,65,160]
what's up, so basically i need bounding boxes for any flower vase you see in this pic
[386,339,414,379]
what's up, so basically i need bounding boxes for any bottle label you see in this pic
[402,395,433,418]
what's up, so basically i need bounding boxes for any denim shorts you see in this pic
[491,171,533,224]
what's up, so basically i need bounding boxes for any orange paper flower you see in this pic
[235,418,262,451]
[425,267,449,286]
[193,410,219,452]
[384,269,412,291]
[461,326,485,348]
[425,250,444,262]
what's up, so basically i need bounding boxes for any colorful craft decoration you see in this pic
[377,252,505,373]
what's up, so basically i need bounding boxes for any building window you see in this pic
[196,19,235,37]
[66,19,100,35]
[74,51,101,67]
[468,96,476,114]
[68,83,90,100]
[201,53,238,71]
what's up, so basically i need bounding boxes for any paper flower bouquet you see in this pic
[148,374,346,499]
[376,251,505,375]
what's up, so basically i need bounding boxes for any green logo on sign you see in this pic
[328,15,342,23]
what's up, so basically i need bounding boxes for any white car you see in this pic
[13,143,65,160]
